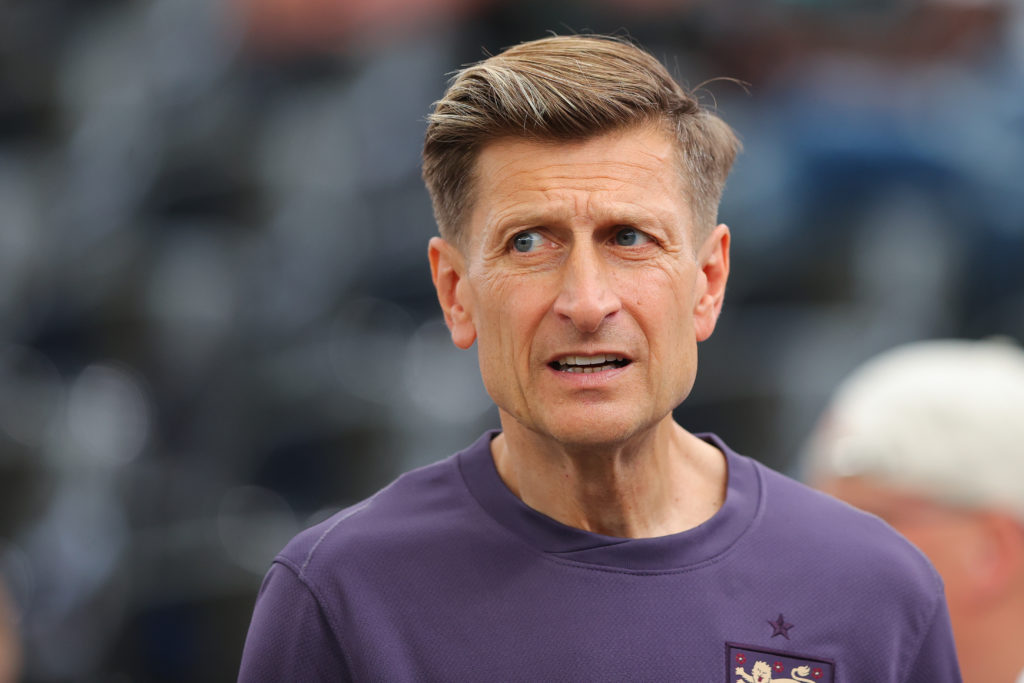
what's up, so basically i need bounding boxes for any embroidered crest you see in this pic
[726,643,834,683]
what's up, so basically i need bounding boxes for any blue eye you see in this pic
[512,230,542,253]
[615,228,647,246]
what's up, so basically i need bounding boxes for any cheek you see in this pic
[630,270,695,341]
[474,274,549,356]
[470,272,511,331]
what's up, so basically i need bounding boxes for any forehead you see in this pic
[466,125,689,244]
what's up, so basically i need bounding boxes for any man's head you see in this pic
[422,35,740,251]
[424,36,738,449]
[804,338,1024,679]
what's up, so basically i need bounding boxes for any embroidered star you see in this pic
[768,613,794,639]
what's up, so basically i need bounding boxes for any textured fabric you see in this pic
[238,431,962,682]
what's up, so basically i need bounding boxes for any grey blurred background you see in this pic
[0,0,1021,679]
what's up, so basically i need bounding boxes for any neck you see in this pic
[491,414,727,538]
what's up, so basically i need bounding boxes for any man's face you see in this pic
[429,124,729,447]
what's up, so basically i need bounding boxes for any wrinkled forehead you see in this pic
[460,125,694,248]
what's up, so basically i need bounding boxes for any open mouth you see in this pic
[549,354,631,374]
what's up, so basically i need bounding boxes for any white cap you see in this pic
[803,338,1024,518]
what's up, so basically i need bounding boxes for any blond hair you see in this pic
[422,34,740,247]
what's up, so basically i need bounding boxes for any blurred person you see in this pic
[805,338,1024,683]
[238,0,492,49]
[238,35,960,681]
[0,581,20,683]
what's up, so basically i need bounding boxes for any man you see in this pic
[239,35,961,681]
[804,338,1024,682]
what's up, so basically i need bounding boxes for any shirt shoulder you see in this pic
[274,447,484,583]
[734,454,958,680]
[744,455,947,629]
[753,458,938,576]
[238,562,352,682]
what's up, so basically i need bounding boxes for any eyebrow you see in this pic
[489,203,670,234]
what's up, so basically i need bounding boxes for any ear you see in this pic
[428,237,477,349]
[692,223,730,342]
[962,512,1024,606]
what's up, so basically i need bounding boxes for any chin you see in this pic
[535,410,656,449]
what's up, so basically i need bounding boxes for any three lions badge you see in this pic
[726,643,834,683]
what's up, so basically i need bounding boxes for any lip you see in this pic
[545,350,633,366]
[544,353,633,386]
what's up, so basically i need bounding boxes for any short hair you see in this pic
[802,338,1024,520]
[422,34,741,248]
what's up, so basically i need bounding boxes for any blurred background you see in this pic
[0,0,1021,679]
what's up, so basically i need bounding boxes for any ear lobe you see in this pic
[693,224,730,342]
[428,237,477,349]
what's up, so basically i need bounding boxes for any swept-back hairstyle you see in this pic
[422,34,740,247]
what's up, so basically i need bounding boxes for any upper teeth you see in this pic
[559,354,624,366]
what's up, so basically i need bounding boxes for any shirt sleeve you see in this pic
[238,561,353,682]
[901,594,962,682]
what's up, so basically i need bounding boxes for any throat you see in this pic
[492,424,726,539]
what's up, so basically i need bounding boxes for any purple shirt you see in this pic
[239,432,961,681]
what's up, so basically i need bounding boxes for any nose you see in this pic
[552,243,621,333]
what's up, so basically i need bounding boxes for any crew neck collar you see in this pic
[456,430,762,572]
